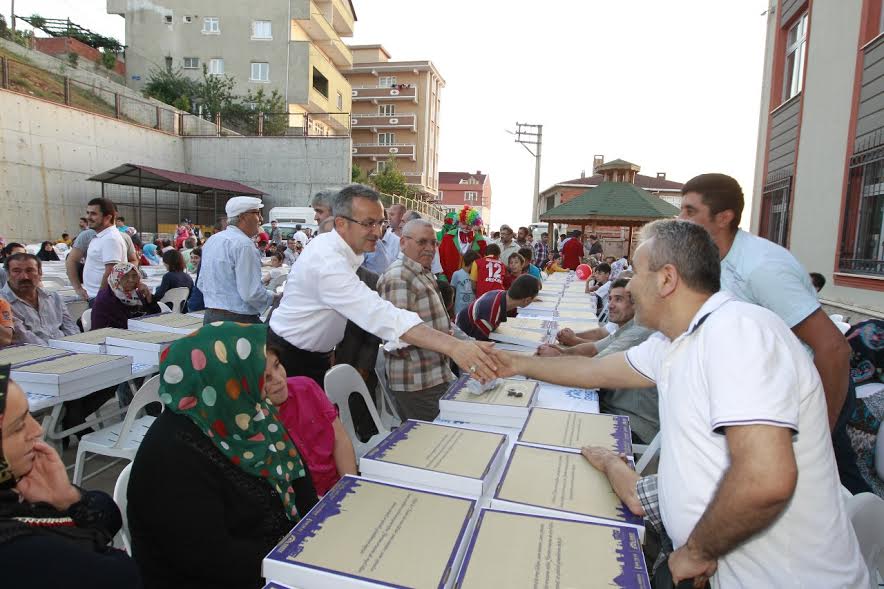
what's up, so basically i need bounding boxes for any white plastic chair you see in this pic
[80,308,92,332]
[845,492,884,583]
[634,431,661,475]
[324,364,390,459]
[66,300,89,324]
[830,313,845,323]
[834,320,851,335]
[876,421,884,482]
[113,463,133,554]
[266,273,288,291]
[72,375,162,484]
[159,286,190,313]
[374,349,403,428]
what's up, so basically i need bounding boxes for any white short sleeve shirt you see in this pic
[625,292,867,588]
[82,226,126,298]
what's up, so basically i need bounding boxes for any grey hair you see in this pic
[403,210,422,222]
[332,184,381,218]
[318,216,336,234]
[227,215,240,226]
[311,189,337,209]
[401,218,433,237]
[639,219,720,294]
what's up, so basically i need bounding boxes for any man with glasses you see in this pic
[378,219,456,420]
[269,184,498,387]
[197,196,276,324]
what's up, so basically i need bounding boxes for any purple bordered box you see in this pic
[517,407,633,457]
[0,343,73,368]
[263,476,477,589]
[438,375,538,429]
[359,420,508,498]
[490,444,645,540]
[10,353,133,397]
[455,509,650,589]
[127,312,204,335]
[47,327,130,354]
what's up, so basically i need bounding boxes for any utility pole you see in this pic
[511,122,543,222]
[11,0,15,31]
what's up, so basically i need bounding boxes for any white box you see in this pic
[488,324,551,348]
[128,312,204,335]
[11,353,134,397]
[359,420,508,498]
[517,408,633,456]
[438,376,538,428]
[0,343,72,368]
[263,476,476,589]
[105,331,186,365]
[47,327,129,354]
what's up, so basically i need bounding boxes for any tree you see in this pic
[143,66,198,109]
[371,156,408,196]
[243,88,286,135]
[195,65,237,118]
[352,163,369,184]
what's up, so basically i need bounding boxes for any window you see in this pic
[252,20,272,39]
[546,195,556,212]
[439,191,444,199]
[377,161,389,173]
[464,191,478,202]
[208,58,224,75]
[312,67,329,98]
[378,133,395,145]
[760,178,791,247]
[337,91,343,111]
[783,13,808,101]
[164,56,173,70]
[250,62,270,82]
[839,155,884,276]
[203,17,220,34]
[164,14,173,24]
[379,76,397,88]
[183,57,199,69]
[379,104,395,116]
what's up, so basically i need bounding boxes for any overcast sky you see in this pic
[9,0,769,228]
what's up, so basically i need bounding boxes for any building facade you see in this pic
[438,171,492,226]
[107,0,355,130]
[342,45,445,198]
[753,0,884,317]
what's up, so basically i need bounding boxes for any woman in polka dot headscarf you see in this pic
[127,322,318,589]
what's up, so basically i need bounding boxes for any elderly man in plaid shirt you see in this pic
[532,231,550,270]
[378,219,457,421]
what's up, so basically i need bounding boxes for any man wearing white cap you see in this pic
[197,196,275,324]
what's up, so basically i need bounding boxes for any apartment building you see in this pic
[752,0,884,316]
[438,171,493,226]
[342,45,445,198]
[107,0,356,129]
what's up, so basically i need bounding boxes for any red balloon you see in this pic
[575,264,592,280]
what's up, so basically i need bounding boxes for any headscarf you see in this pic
[158,322,308,520]
[142,243,161,265]
[0,365,13,490]
[108,263,142,307]
[36,241,59,262]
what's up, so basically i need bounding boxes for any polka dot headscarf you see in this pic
[158,322,307,521]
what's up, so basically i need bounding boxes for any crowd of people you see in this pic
[0,173,879,588]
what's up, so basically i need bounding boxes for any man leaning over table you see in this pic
[490,219,868,588]
[269,184,497,388]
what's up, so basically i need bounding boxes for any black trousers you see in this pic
[203,309,261,325]
[266,328,332,388]
[833,379,872,494]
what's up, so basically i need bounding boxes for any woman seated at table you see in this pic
[0,365,141,587]
[153,250,193,311]
[186,248,204,313]
[36,241,60,262]
[264,344,357,496]
[140,243,161,266]
[127,322,318,589]
[261,252,288,286]
[91,263,161,330]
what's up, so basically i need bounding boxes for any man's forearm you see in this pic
[509,355,605,388]
[563,342,598,358]
[402,323,456,356]
[66,253,83,289]
[814,351,850,430]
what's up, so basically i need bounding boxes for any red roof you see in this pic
[88,164,265,196]
[552,173,684,192]
[439,171,488,185]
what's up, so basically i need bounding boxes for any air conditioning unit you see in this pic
[183,15,193,23]
[389,147,399,154]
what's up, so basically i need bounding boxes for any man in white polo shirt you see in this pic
[78,198,126,303]
[491,220,867,588]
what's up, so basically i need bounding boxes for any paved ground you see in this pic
[62,444,127,496]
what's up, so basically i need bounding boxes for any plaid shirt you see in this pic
[636,474,671,574]
[533,240,550,270]
[378,255,455,392]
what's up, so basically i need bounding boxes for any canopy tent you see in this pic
[539,181,679,257]
[88,164,265,233]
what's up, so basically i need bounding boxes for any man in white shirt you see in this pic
[491,219,868,588]
[269,184,497,386]
[312,189,336,224]
[79,198,126,302]
[292,224,308,246]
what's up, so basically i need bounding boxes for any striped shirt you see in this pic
[455,290,507,341]
[378,255,455,392]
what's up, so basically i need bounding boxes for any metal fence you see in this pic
[379,192,449,227]
[0,55,350,137]
[839,258,884,277]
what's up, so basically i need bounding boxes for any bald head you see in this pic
[388,204,407,232]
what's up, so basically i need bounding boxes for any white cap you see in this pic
[226,196,264,218]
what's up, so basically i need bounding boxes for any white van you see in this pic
[268,207,316,225]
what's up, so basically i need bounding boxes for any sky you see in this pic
[9,0,769,229]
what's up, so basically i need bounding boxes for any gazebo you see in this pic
[539,159,679,257]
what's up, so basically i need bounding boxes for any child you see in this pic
[504,252,526,289]
[585,262,612,318]
[456,274,541,341]
[544,252,569,274]
[262,252,288,285]
[518,246,543,282]
[470,243,506,296]
[451,250,479,317]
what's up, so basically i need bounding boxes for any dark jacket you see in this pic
[128,410,317,589]
[153,272,194,310]
[91,286,161,330]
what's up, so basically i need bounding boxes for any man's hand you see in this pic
[488,348,525,378]
[15,442,81,511]
[580,446,626,473]
[669,544,717,588]
[450,340,497,383]
[537,344,563,357]
[557,328,579,346]
[75,286,88,301]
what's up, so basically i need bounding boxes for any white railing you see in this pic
[353,143,415,148]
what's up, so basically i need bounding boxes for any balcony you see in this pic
[351,113,417,131]
[353,143,416,160]
[294,1,352,67]
[351,86,417,103]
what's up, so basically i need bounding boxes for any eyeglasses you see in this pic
[402,236,438,248]
[339,215,385,229]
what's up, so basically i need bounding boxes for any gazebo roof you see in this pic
[594,158,640,172]
[539,182,679,223]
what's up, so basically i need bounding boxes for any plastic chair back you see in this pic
[845,492,884,582]
[81,308,92,332]
[324,364,390,459]
[113,463,133,554]
[159,286,190,313]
